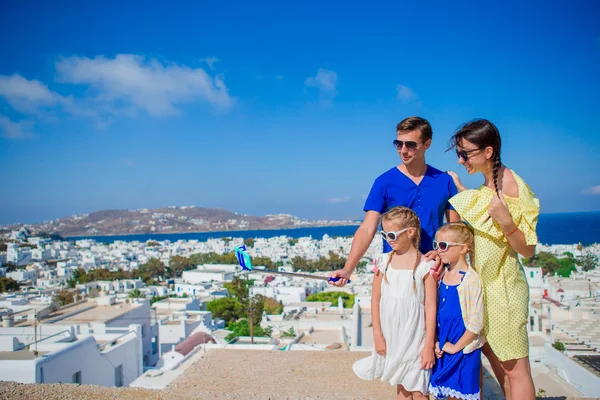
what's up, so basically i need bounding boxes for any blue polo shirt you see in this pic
[364,165,458,253]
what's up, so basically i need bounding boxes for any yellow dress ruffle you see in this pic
[449,170,540,362]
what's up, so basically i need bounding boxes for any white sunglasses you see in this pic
[379,227,411,241]
[432,240,464,251]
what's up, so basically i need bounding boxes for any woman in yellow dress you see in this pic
[446,119,539,400]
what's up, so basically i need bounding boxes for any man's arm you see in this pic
[329,210,380,287]
[446,209,460,222]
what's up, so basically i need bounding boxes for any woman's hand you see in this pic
[421,345,436,369]
[442,342,459,355]
[423,250,442,279]
[447,171,467,192]
[488,191,514,230]
[374,333,386,356]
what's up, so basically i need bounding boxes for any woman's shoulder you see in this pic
[501,169,519,198]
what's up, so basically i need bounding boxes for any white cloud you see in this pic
[55,54,234,116]
[0,54,234,138]
[396,84,416,101]
[582,185,600,195]
[122,158,134,166]
[200,56,220,70]
[0,116,36,139]
[327,196,351,204]
[0,74,64,113]
[305,69,338,102]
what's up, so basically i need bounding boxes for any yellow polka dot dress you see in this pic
[449,170,539,362]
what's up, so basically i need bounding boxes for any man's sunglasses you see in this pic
[456,148,484,162]
[432,240,464,251]
[393,140,422,151]
[380,227,411,241]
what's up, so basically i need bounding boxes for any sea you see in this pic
[69,211,600,246]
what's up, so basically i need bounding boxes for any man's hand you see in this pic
[420,344,435,369]
[328,268,352,287]
[423,250,442,279]
[442,342,459,355]
[374,333,386,356]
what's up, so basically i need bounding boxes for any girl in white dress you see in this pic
[353,206,437,399]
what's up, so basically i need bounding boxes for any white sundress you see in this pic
[353,254,434,393]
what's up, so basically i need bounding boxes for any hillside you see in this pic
[12,206,356,237]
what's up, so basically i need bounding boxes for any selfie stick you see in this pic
[234,245,350,283]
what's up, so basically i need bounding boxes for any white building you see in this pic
[181,269,234,284]
[0,323,143,387]
[6,269,37,284]
[250,286,307,304]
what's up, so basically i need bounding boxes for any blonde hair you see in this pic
[436,222,475,267]
[380,206,421,288]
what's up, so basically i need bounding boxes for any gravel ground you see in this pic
[1,349,597,399]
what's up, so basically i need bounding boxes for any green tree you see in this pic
[150,295,168,305]
[224,276,250,303]
[523,252,561,275]
[306,291,355,308]
[577,250,599,272]
[0,277,20,293]
[263,296,284,315]
[557,257,577,278]
[168,255,194,278]
[290,252,347,273]
[552,340,566,351]
[225,318,268,341]
[281,327,296,337]
[128,288,144,299]
[146,241,160,247]
[243,237,255,248]
[206,297,245,325]
[53,290,75,306]
[288,238,298,246]
[143,258,166,277]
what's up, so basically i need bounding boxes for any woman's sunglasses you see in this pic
[380,227,411,241]
[456,148,484,162]
[433,240,464,251]
[393,139,422,151]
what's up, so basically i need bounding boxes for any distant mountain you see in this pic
[11,206,357,237]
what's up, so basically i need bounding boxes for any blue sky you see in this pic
[1,1,599,225]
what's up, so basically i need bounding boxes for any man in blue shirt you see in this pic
[330,116,459,286]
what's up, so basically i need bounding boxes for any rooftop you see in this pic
[52,302,139,324]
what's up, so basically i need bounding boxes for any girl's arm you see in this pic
[371,269,386,355]
[443,277,484,354]
[421,272,437,369]
[442,331,477,354]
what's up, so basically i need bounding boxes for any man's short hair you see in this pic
[396,116,432,142]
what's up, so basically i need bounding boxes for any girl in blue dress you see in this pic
[429,222,485,400]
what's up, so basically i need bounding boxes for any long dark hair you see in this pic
[449,119,502,195]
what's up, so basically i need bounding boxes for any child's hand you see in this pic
[442,342,458,355]
[435,342,443,358]
[374,334,386,356]
[420,345,435,369]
